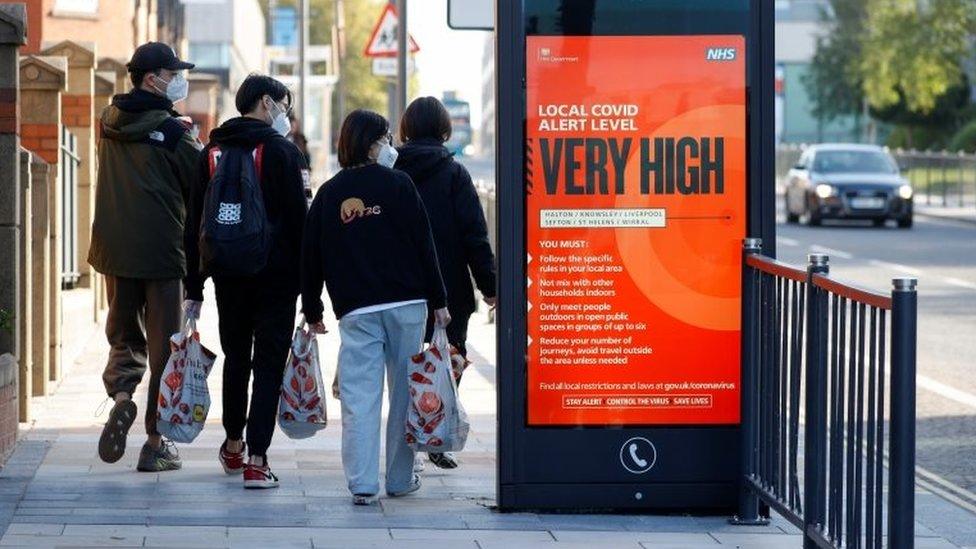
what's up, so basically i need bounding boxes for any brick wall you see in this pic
[0,356,17,465]
[0,87,16,135]
[20,123,59,164]
[61,94,92,127]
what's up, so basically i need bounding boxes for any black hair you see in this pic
[338,109,389,168]
[400,96,452,143]
[235,73,292,115]
[129,68,161,89]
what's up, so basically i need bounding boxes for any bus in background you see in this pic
[443,91,474,156]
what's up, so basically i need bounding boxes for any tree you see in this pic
[803,0,867,123]
[260,0,400,143]
[861,0,976,115]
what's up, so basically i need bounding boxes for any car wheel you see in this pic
[786,211,800,224]
[897,216,913,229]
[872,218,886,227]
[807,209,822,227]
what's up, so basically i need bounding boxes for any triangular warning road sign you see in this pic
[363,3,420,58]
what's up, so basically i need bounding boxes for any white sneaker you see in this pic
[413,454,426,473]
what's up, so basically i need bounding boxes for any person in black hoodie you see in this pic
[184,74,309,489]
[302,109,449,505]
[395,97,497,470]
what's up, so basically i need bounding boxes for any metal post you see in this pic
[334,0,346,122]
[297,0,309,132]
[889,277,917,549]
[803,254,829,547]
[731,238,769,526]
[394,0,407,132]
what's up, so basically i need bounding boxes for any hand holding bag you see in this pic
[405,327,470,452]
[156,319,216,443]
[278,319,328,439]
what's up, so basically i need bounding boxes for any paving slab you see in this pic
[1,303,970,548]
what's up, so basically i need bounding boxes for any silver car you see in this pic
[785,144,914,228]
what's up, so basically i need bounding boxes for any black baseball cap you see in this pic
[126,42,195,72]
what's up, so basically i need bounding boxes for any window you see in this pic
[53,0,98,15]
[189,43,230,68]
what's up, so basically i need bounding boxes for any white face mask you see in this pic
[267,99,291,137]
[376,142,398,168]
[154,73,188,103]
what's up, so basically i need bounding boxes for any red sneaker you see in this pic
[243,462,279,489]
[219,440,246,475]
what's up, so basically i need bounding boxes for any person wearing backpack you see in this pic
[394,97,497,470]
[88,42,201,472]
[184,74,309,489]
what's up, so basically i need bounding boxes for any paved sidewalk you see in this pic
[0,295,969,548]
[915,205,976,224]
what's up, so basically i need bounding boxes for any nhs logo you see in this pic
[706,47,737,61]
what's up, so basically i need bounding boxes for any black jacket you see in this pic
[301,164,447,322]
[395,139,496,315]
[184,117,309,301]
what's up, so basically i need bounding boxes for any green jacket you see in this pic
[88,91,202,279]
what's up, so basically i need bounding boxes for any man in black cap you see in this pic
[88,42,201,472]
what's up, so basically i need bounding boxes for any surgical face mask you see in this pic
[154,73,188,103]
[376,141,398,168]
[267,99,291,137]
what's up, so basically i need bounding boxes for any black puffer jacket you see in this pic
[395,139,496,316]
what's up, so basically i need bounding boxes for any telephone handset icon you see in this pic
[628,443,648,468]
[620,437,656,474]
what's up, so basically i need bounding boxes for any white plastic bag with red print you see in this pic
[278,320,328,439]
[156,319,216,443]
[405,327,470,452]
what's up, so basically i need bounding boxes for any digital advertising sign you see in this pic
[525,35,747,426]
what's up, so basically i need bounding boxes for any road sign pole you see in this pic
[395,0,407,136]
[298,0,308,132]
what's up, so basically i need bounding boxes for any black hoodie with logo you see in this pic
[184,117,309,301]
[394,139,496,316]
[300,164,447,322]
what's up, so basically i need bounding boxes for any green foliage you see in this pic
[808,0,976,142]
[803,0,867,122]
[259,0,392,140]
[885,124,951,150]
[861,0,976,115]
[949,120,976,152]
[0,309,12,334]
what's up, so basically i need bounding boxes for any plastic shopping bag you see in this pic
[278,320,328,439]
[405,327,470,452]
[156,319,216,443]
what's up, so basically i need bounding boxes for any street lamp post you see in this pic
[394,0,407,137]
[297,0,309,133]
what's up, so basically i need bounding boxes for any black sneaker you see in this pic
[136,439,182,472]
[428,452,459,469]
[98,399,137,463]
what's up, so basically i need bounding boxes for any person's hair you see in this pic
[337,109,389,168]
[399,96,452,143]
[235,73,292,115]
[130,68,161,89]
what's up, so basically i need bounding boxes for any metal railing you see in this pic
[60,127,80,288]
[778,143,976,211]
[734,238,918,549]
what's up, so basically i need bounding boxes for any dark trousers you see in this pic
[215,278,296,458]
[102,276,183,437]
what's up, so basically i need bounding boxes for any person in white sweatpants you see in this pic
[301,110,450,505]
[337,302,427,497]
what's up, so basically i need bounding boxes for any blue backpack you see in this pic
[199,144,271,276]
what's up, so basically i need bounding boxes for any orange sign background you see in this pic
[526,35,746,425]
